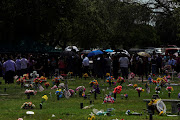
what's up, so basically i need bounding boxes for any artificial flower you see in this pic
[42,95,48,101]
[113,86,122,94]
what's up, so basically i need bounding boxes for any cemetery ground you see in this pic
[0,76,180,120]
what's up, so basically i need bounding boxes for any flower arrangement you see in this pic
[16,77,26,85]
[166,86,173,93]
[133,84,138,88]
[67,72,73,78]
[166,86,173,98]
[113,86,122,94]
[135,87,144,97]
[23,74,29,80]
[52,76,61,86]
[136,87,144,93]
[128,72,135,79]
[33,78,42,84]
[44,82,50,89]
[93,83,100,94]
[88,113,95,120]
[152,79,157,84]
[105,73,110,77]
[21,102,35,109]
[148,75,153,83]
[155,85,161,94]
[124,94,128,99]
[76,86,86,97]
[40,94,48,109]
[68,89,75,97]
[106,76,116,86]
[89,80,98,87]
[156,77,162,83]
[24,89,37,95]
[55,89,63,100]
[103,95,115,103]
[83,73,89,79]
[117,77,125,85]
[39,76,47,81]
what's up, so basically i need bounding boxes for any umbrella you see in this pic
[81,50,91,54]
[87,50,103,57]
[104,49,114,53]
[137,52,151,57]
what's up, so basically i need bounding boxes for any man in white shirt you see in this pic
[3,56,16,84]
[119,55,129,79]
[21,55,28,75]
[82,55,90,76]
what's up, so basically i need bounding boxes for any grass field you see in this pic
[0,76,180,120]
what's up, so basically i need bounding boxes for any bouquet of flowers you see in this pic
[103,95,115,104]
[105,73,110,77]
[24,89,37,95]
[40,94,48,109]
[152,79,157,84]
[33,78,42,84]
[68,89,75,97]
[113,86,122,94]
[76,86,86,97]
[39,76,47,81]
[93,83,100,94]
[41,94,48,103]
[21,102,35,109]
[133,84,138,88]
[155,85,161,94]
[148,75,153,83]
[156,77,162,83]
[166,86,173,98]
[83,73,89,79]
[106,76,116,86]
[55,89,63,100]
[166,86,173,93]
[117,77,125,85]
[44,82,50,89]
[124,94,128,99]
[67,72,73,78]
[135,87,144,97]
[52,76,61,86]
[23,74,29,80]
[16,77,26,85]
[89,80,98,87]
[128,72,135,79]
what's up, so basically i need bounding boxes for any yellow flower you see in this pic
[83,73,89,78]
[106,73,110,76]
[42,95,48,101]
[171,87,174,91]
[133,84,138,88]
[142,89,144,92]
[159,111,163,116]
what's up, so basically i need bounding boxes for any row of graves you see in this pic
[11,70,180,120]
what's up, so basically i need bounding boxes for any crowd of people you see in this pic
[0,51,179,84]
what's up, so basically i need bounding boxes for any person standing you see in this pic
[119,54,129,79]
[15,56,21,77]
[21,55,28,75]
[3,56,16,84]
[82,55,90,76]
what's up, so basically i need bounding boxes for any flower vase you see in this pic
[40,103,42,109]
[138,92,140,97]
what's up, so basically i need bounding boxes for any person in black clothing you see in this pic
[156,54,162,74]
[112,55,119,79]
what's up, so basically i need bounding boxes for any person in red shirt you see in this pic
[58,57,66,74]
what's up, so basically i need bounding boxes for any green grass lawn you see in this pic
[0,76,180,120]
